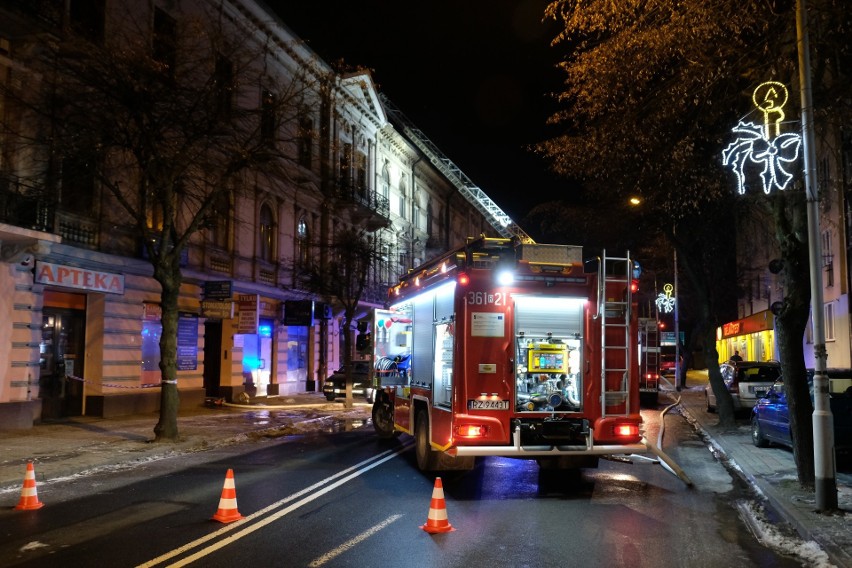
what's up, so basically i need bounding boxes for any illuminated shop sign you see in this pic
[35,261,124,294]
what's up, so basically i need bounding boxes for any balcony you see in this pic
[1,182,104,249]
[333,181,391,231]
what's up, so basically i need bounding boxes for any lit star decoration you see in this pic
[722,81,802,194]
[655,283,676,314]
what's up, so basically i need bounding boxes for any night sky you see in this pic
[266,0,567,223]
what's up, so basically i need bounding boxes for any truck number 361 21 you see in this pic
[467,291,505,305]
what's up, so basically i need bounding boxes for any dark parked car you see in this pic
[751,369,852,456]
[322,362,372,402]
[705,361,781,412]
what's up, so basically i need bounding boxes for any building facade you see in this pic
[0,0,507,427]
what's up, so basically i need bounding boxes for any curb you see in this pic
[677,397,848,568]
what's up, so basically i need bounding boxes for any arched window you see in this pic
[259,203,275,262]
[211,190,231,250]
[381,163,390,201]
[296,216,309,268]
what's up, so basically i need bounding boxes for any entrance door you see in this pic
[203,321,222,397]
[40,307,86,418]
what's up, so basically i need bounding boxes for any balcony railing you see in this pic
[332,181,391,230]
[0,183,54,232]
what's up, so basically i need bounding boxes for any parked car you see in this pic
[751,369,852,456]
[705,361,781,412]
[322,361,373,402]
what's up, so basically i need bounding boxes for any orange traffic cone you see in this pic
[420,477,454,533]
[15,461,44,510]
[212,469,243,523]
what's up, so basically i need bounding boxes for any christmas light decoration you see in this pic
[655,283,676,314]
[722,82,802,194]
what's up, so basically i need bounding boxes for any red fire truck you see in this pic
[638,318,661,407]
[369,237,686,475]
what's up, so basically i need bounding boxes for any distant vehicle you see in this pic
[751,369,852,456]
[323,354,411,403]
[322,362,372,402]
[659,347,677,376]
[705,361,781,412]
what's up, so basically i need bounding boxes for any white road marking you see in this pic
[137,443,410,568]
[307,514,403,567]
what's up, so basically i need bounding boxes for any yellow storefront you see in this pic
[716,310,776,364]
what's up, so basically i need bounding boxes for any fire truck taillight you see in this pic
[614,423,640,438]
[456,424,488,438]
[457,272,470,286]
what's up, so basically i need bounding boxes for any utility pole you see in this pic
[796,0,837,511]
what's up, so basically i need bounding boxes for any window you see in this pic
[355,152,367,197]
[260,88,276,145]
[210,191,231,250]
[214,55,234,118]
[70,0,105,43]
[296,216,309,268]
[380,243,390,284]
[413,190,421,229]
[259,203,274,262]
[381,163,390,201]
[61,155,95,215]
[339,143,352,192]
[297,113,313,169]
[153,8,177,79]
[399,180,407,219]
[825,303,835,342]
[822,229,834,287]
[146,198,164,232]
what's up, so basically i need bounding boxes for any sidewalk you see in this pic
[675,370,851,568]
[0,392,371,494]
[1,381,850,566]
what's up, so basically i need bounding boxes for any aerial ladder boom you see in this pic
[379,93,534,244]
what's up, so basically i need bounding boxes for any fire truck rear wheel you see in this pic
[372,398,396,439]
[415,411,440,471]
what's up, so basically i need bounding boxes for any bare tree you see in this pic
[2,3,322,440]
[300,227,379,409]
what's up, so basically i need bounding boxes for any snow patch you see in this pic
[20,541,50,552]
[736,499,836,568]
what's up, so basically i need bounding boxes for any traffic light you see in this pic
[356,331,372,353]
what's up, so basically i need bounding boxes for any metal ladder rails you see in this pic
[599,251,633,417]
[641,318,660,384]
[378,93,534,244]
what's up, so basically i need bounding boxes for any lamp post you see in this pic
[796,0,836,511]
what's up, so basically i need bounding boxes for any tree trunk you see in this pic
[703,332,737,426]
[342,313,354,410]
[153,263,181,442]
[771,191,815,486]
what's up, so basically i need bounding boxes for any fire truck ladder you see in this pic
[378,93,534,244]
[599,251,633,417]
[641,319,660,386]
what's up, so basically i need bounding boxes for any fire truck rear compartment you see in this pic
[514,417,590,446]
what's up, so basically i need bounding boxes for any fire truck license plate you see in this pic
[468,399,509,410]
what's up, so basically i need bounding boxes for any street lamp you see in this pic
[721,0,836,512]
[796,0,836,512]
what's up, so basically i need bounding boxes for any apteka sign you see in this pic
[35,261,125,295]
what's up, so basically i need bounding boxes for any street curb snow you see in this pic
[676,399,839,567]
